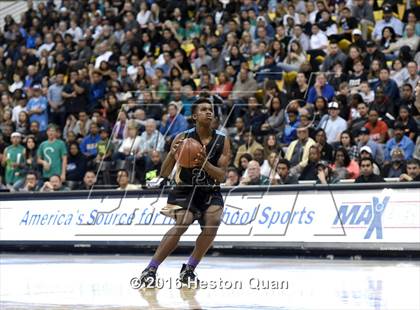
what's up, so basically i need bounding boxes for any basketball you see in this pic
[175,138,203,168]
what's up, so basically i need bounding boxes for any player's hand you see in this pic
[193,146,207,167]
[170,138,184,157]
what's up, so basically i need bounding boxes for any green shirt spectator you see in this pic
[2,132,25,185]
[37,125,68,180]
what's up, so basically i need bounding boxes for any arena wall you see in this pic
[1,183,419,255]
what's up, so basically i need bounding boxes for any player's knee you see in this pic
[203,216,221,229]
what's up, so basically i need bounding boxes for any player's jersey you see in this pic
[175,127,225,189]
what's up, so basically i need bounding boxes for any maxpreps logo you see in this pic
[333,196,390,239]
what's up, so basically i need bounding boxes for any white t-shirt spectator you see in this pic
[66,26,83,42]
[318,115,348,144]
[137,10,151,27]
[310,32,328,51]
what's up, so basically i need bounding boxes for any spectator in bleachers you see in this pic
[26,85,48,132]
[239,160,270,185]
[382,147,407,178]
[385,123,415,161]
[116,169,140,191]
[286,125,316,174]
[365,109,389,144]
[40,174,69,192]
[1,132,25,186]
[338,130,359,161]
[321,42,347,72]
[79,122,101,161]
[396,105,418,141]
[299,145,321,181]
[114,121,141,161]
[234,131,263,168]
[372,5,404,41]
[77,171,97,191]
[37,125,67,181]
[316,160,340,184]
[66,142,87,184]
[272,159,298,185]
[355,158,385,183]
[357,127,384,165]
[17,170,41,192]
[317,101,348,144]
[307,73,336,105]
[223,166,240,187]
[331,147,360,180]
[160,102,188,141]
[314,128,334,163]
[404,61,419,90]
[399,159,420,182]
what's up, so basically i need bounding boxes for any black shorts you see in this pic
[165,186,224,221]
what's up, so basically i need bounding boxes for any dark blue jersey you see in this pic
[175,127,225,188]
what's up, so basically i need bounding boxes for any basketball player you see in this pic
[139,97,231,286]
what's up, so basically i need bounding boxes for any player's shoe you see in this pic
[139,267,157,288]
[179,264,199,287]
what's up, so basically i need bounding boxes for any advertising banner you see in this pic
[1,188,419,249]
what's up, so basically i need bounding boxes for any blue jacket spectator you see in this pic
[79,123,101,157]
[26,85,48,132]
[307,73,335,104]
[385,124,415,161]
[160,103,189,139]
[89,71,106,112]
[374,68,400,102]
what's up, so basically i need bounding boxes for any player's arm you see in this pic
[159,134,184,178]
[200,136,232,183]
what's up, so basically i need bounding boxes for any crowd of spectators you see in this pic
[0,0,419,192]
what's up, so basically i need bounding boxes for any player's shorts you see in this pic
[161,185,223,222]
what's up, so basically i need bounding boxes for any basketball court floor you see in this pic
[0,254,419,309]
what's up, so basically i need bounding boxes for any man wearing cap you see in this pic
[357,127,384,165]
[372,5,404,41]
[255,52,282,84]
[317,101,348,144]
[1,132,25,186]
[26,85,48,132]
[384,123,415,161]
[363,40,386,69]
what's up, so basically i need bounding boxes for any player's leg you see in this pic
[140,207,194,286]
[152,208,194,262]
[179,204,223,284]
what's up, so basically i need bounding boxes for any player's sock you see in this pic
[147,258,161,270]
[186,256,200,270]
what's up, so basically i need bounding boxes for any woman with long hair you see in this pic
[278,40,306,72]
[238,153,253,178]
[263,134,284,159]
[330,147,360,180]
[212,72,233,99]
[15,111,30,135]
[380,27,397,51]
[23,135,39,173]
[261,96,285,134]
[339,130,359,160]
